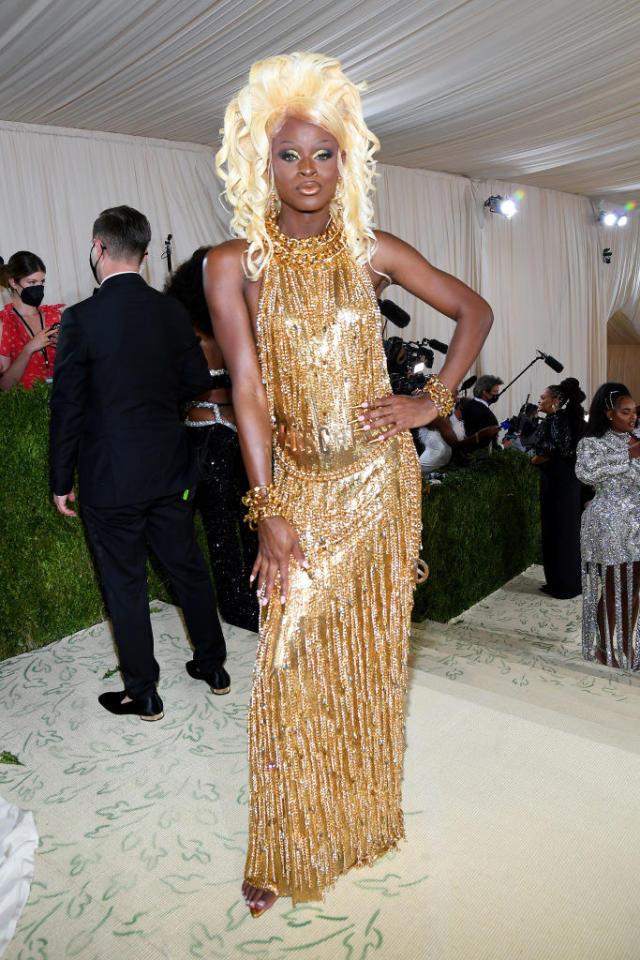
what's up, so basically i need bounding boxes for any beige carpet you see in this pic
[2,566,640,959]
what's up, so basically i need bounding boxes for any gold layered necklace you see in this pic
[265,208,345,264]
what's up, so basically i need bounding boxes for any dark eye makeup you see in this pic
[276,148,335,162]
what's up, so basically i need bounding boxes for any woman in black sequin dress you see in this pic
[531,376,586,599]
[165,249,259,632]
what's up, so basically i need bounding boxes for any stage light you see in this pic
[484,195,518,219]
[597,210,631,227]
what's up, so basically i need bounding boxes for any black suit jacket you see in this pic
[50,273,214,507]
[459,397,499,436]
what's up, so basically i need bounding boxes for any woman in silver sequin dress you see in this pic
[575,383,640,669]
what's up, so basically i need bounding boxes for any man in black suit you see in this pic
[459,374,503,447]
[50,206,230,721]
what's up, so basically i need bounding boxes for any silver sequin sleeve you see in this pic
[575,434,636,485]
[575,430,640,565]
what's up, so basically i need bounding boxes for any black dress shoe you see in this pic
[185,660,230,695]
[98,689,164,721]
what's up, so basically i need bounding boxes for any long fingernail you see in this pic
[259,597,269,607]
[280,596,286,605]
[249,574,255,583]
[362,424,370,431]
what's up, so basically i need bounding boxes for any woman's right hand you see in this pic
[251,516,308,605]
[628,436,640,459]
[28,326,58,354]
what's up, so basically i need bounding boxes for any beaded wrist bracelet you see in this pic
[242,484,286,529]
[422,374,455,417]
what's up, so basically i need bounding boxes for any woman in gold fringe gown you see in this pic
[205,52,493,915]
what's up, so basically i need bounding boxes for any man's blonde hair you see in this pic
[216,52,380,279]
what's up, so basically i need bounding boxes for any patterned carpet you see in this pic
[2,566,640,959]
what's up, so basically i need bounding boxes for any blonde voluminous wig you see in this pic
[216,52,380,280]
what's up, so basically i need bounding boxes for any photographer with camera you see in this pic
[502,402,539,452]
[0,251,64,390]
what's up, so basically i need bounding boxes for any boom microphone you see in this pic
[537,349,563,374]
[378,299,411,328]
[460,375,477,391]
[426,338,448,354]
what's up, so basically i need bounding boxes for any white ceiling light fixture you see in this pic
[484,195,518,219]
[597,210,629,227]
[598,210,619,226]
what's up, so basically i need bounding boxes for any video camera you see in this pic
[384,337,435,394]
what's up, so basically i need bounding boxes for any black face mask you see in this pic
[18,283,45,308]
[487,395,498,405]
[89,242,105,285]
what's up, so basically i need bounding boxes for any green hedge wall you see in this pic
[0,384,541,659]
[413,451,542,621]
[0,382,175,660]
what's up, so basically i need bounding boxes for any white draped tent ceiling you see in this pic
[1,0,640,404]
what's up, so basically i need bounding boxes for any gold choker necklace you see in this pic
[265,209,345,264]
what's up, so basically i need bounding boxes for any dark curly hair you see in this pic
[163,246,212,335]
[586,382,631,437]
[548,376,587,441]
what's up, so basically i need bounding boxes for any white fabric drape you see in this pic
[375,164,640,411]
[1,119,639,413]
[0,796,38,958]
[1,0,639,205]
[0,120,230,305]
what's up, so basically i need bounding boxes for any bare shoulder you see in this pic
[372,229,420,265]
[369,230,422,291]
[204,239,248,277]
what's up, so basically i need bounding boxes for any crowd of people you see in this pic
[416,367,640,660]
[1,50,639,918]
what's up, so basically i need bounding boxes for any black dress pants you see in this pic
[83,491,227,699]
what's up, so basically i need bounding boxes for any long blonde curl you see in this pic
[216,52,380,280]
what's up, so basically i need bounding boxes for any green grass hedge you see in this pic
[413,450,542,621]
[0,381,175,660]
[0,384,541,659]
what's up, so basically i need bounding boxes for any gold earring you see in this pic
[267,190,280,220]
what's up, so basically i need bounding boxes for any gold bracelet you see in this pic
[422,374,455,417]
[241,484,286,529]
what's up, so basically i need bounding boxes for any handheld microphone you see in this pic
[537,349,563,373]
[460,375,477,391]
[378,299,411,328]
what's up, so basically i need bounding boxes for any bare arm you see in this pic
[203,243,306,603]
[435,414,499,451]
[433,416,458,446]
[360,231,493,436]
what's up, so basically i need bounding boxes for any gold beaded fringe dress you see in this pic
[245,213,422,904]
